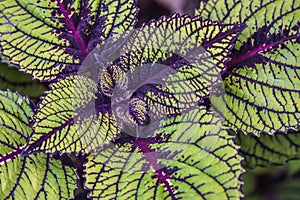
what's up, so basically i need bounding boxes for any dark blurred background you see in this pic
[137,0,200,26]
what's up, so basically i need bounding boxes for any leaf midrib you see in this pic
[57,0,88,57]
[0,148,22,164]
[227,32,300,67]
[135,138,176,200]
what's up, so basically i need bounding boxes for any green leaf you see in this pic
[197,0,300,135]
[0,63,46,102]
[0,0,138,81]
[23,75,120,154]
[235,129,300,168]
[113,14,244,98]
[0,90,77,199]
[85,107,244,199]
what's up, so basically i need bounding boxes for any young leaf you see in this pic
[23,75,120,154]
[235,129,300,168]
[0,90,76,199]
[85,107,244,199]
[197,0,300,135]
[0,63,46,102]
[0,0,138,81]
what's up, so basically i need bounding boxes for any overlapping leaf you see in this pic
[0,90,76,199]
[23,75,120,154]
[0,63,46,102]
[198,0,300,135]
[234,129,300,168]
[120,15,244,98]
[131,15,243,97]
[85,107,244,199]
[0,0,138,81]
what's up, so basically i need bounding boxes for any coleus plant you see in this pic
[0,0,299,199]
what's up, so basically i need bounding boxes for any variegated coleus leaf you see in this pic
[0,63,46,102]
[197,0,300,135]
[23,15,244,155]
[0,0,138,81]
[119,14,244,97]
[22,75,120,154]
[0,90,77,199]
[234,129,300,168]
[85,107,244,199]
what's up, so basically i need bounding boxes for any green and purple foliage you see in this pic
[0,0,299,199]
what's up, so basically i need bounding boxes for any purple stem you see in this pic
[95,103,111,109]
[57,0,89,57]
[228,33,300,67]
[57,1,99,81]
[0,148,22,163]
[135,139,176,199]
